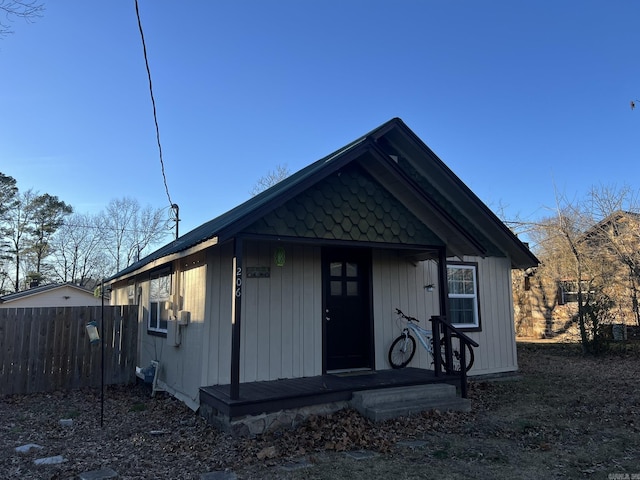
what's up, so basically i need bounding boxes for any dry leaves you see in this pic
[2,342,640,479]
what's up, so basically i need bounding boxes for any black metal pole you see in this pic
[432,316,441,377]
[101,278,105,428]
[172,204,179,240]
[460,346,468,398]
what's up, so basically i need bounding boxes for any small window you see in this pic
[346,262,358,277]
[328,260,360,296]
[346,281,358,296]
[447,263,480,329]
[127,280,136,306]
[330,262,342,277]
[148,270,171,334]
[557,280,594,305]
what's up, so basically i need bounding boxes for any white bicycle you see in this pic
[388,308,474,373]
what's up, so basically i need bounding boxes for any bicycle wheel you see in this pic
[440,334,474,373]
[388,333,416,369]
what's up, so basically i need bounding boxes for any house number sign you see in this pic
[235,267,242,297]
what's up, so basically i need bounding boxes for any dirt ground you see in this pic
[2,342,640,479]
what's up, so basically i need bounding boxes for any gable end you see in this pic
[243,163,444,246]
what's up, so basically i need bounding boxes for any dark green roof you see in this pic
[107,118,538,282]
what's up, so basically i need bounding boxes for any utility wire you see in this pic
[134,0,174,210]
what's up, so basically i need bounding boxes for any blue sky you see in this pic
[1,1,639,239]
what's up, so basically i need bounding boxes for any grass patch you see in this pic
[431,449,449,459]
[129,402,147,412]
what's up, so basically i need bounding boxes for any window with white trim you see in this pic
[127,280,136,306]
[447,263,480,329]
[148,270,171,334]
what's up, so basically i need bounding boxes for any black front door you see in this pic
[323,248,372,372]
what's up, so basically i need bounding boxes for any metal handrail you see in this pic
[430,315,479,399]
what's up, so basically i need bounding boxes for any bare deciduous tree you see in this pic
[249,164,290,196]
[50,213,109,287]
[0,0,44,38]
[586,185,640,325]
[516,184,640,352]
[100,197,170,273]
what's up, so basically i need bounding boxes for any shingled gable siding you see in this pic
[243,163,443,246]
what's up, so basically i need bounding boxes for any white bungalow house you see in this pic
[0,283,103,308]
[106,118,538,431]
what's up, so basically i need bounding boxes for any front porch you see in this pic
[199,367,460,420]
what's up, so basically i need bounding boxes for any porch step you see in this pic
[350,383,470,422]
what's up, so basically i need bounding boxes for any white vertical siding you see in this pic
[372,250,440,371]
[465,255,518,375]
[1,285,103,308]
[202,241,322,385]
[110,253,208,410]
[109,286,129,306]
[203,242,233,386]
[301,245,322,376]
[372,252,517,376]
[115,242,517,401]
[170,254,207,406]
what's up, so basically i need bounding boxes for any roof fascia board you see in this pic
[107,140,374,284]
[1,283,95,302]
[383,121,539,267]
[239,232,444,253]
[364,143,488,256]
[581,210,639,241]
[106,236,219,285]
[2,284,60,301]
[214,140,375,243]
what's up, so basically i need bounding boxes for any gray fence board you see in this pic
[0,306,137,395]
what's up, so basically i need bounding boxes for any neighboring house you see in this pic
[514,211,640,339]
[106,118,538,430]
[0,283,103,308]
[581,212,640,329]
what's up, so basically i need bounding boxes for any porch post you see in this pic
[230,236,243,400]
[437,246,449,318]
[437,246,453,373]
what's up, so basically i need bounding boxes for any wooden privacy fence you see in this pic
[0,305,138,395]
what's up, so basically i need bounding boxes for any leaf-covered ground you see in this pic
[1,342,639,479]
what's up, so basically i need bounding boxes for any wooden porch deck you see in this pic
[200,368,460,418]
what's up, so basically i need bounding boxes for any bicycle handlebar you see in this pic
[395,307,420,323]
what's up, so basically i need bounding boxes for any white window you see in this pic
[148,270,171,334]
[127,280,136,306]
[557,280,595,305]
[447,263,480,329]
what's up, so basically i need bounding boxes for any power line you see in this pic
[134,0,175,213]
[59,221,174,235]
